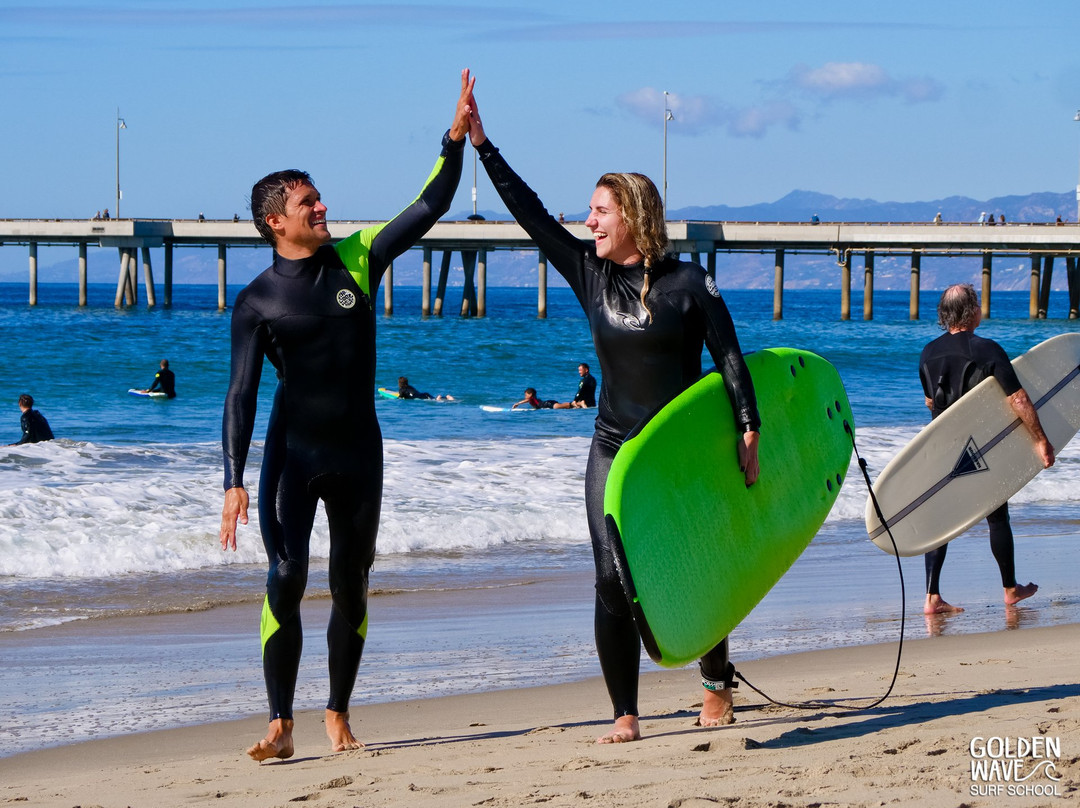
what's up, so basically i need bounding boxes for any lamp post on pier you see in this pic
[662,91,674,216]
[116,109,127,219]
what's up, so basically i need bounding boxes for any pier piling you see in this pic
[909,251,921,320]
[28,243,38,306]
[142,247,156,307]
[1038,256,1054,318]
[537,253,548,319]
[863,252,874,321]
[1068,257,1079,319]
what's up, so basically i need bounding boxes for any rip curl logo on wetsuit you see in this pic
[336,289,357,309]
[616,311,646,331]
[704,274,722,298]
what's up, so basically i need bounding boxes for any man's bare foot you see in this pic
[597,714,640,744]
[695,686,735,727]
[924,594,964,615]
[1004,582,1038,606]
[326,709,364,752]
[247,718,294,761]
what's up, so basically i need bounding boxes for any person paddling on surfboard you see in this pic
[919,284,1054,615]
[397,376,453,401]
[512,388,557,410]
[467,80,761,743]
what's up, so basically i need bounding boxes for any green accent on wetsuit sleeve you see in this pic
[334,155,448,301]
[260,595,281,658]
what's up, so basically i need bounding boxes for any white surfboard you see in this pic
[866,332,1080,556]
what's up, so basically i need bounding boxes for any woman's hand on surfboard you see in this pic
[738,431,759,487]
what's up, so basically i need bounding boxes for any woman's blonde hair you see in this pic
[595,173,669,323]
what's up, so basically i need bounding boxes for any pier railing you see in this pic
[2,218,1078,319]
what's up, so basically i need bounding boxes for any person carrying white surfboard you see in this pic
[918,284,1054,615]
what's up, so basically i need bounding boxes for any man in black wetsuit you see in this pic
[397,376,452,401]
[552,363,597,409]
[220,70,474,762]
[147,359,176,398]
[12,394,53,445]
[919,284,1053,615]
[468,92,760,744]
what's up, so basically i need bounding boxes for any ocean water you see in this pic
[1,282,1079,756]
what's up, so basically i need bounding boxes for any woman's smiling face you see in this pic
[586,186,641,265]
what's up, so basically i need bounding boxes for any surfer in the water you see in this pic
[467,83,761,743]
[552,362,597,409]
[397,376,453,401]
[919,283,1053,615]
[134,359,176,398]
[512,388,557,410]
[219,70,474,762]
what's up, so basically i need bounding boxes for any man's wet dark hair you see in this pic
[250,170,314,246]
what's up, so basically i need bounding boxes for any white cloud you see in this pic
[728,101,801,138]
[616,88,799,138]
[788,61,943,104]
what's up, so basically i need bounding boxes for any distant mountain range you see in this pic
[463,189,1076,225]
[667,189,1076,225]
[4,191,1076,291]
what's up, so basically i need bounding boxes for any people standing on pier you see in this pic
[919,284,1052,615]
[467,81,760,743]
[219,69,474,762]
[10,394,54,445]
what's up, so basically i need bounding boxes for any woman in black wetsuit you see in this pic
[467,95,761,743]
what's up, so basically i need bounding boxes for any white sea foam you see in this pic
[0,436,592,580]
[2,427,1076,580]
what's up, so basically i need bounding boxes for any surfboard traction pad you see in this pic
[604,348,853,668]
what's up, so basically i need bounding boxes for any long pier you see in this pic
[2,218,1079,319]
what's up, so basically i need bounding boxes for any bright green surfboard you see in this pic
[604,348,853,668]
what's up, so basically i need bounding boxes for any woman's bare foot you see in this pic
[596,714,640,744]
[1004,582,1038,606]
[924,594,964,614]
[247,718,294,761]
[695,686,735,727]
[326,709,364,752]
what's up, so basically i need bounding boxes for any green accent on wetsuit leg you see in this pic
[334,154,447,300]
[260,595,281,658]
[358,610,368,641]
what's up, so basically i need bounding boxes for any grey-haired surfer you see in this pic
[918,284,1053,615]
[467,82,760,743]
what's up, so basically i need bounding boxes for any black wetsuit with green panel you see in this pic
[477,138,760,717]
[222,132,464,723]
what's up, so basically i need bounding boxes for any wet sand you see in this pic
[1,622,1077,807]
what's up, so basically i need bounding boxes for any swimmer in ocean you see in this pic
[220,70,474,762]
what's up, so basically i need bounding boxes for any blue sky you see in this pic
[3,0,1079,221]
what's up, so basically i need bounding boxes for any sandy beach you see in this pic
[1,621,1076,807]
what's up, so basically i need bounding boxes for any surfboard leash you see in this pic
[730,420,908,713]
